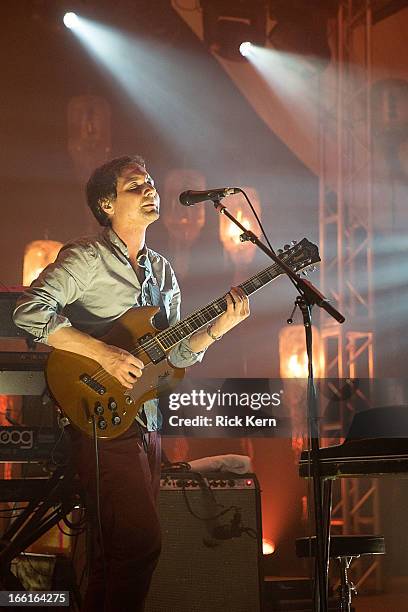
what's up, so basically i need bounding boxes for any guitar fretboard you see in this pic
[137,238,319,355]
[155,260,289,351]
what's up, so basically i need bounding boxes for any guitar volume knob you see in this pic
[112,415,122,426]
[94,403,104,415]
[108,398,117,411]
[97,418,107,430]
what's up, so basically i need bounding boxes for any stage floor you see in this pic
[355,576,408,611]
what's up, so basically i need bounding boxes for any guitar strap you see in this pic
[137,272,169,432]
[146,275,169,331]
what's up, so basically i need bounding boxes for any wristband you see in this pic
[207,323,223,341]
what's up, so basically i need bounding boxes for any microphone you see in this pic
[179,187,240,207]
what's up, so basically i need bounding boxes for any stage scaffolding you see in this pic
[319,0,381,591]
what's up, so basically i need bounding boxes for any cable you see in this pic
[92,415,107,582]
[238,188,302,295]
[177,471,240,522]
[238,189,277,256]
[50,425,69,468]
[57,521,85,538]
[79,520,92,593]
[62,506,87,532]
[174,474,258,545]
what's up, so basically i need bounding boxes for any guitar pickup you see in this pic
[80,374,106,395]
[139,334,166,364]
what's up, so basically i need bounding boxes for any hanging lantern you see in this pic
[23,240,63,287]
[67,95,111,183]
[372,79,408,139]
[162,169,206,243]
[279,324,323,453]
[262,538,276,555]
[162,169,206,278]
[219,187,261,266]
[279,324,323,378]
[372,79,408,181]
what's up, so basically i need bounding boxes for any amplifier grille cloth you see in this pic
[145,484,261,612]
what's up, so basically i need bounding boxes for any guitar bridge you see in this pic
[80,374,106,395]
[139,334,166,364]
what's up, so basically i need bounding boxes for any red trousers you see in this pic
[70,423,162,612]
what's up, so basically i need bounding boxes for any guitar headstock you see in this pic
[277,238,320,276]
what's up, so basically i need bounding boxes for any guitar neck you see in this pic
[155,259,286,352]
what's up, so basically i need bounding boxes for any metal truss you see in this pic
[319,0,381,592]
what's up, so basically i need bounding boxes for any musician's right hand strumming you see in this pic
[46,326,144,389]
[99,344,144,389]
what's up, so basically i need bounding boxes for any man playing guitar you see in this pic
[13,155,250,611]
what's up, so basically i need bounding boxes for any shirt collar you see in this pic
[105,227,128,256]
[104,227,152,270]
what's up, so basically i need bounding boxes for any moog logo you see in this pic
[0,429,34,450]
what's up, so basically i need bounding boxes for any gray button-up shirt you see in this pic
[13,227,205,431]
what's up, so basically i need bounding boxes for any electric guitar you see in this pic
[46,238,320,439]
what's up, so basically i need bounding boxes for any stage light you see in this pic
[239,41,252,57]
[63,12,79,29]
[200,0,266,61]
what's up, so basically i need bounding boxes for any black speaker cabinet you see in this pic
[145,471,263,612]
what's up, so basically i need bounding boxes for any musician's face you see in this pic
[103,163,160,228]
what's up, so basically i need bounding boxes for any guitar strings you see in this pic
[90,256,300,386]
[90,265,278,386]
[90,253,307,387]
[90,257,297,386]
[91,296,228,385]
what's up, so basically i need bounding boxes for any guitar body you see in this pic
[46,306,185,439]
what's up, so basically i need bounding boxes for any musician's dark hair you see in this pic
[86,155,146,226]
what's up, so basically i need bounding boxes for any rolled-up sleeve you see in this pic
[166,265,206,368]
[13,242,97,344]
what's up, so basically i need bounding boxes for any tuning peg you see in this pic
[277,249,284,255]
[284,244,290,251]
[290,240,297,246]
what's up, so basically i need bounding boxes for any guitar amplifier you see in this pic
[145,471,263,612]
[0,352,49,395]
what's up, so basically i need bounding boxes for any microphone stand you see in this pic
[212,199,345,612]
